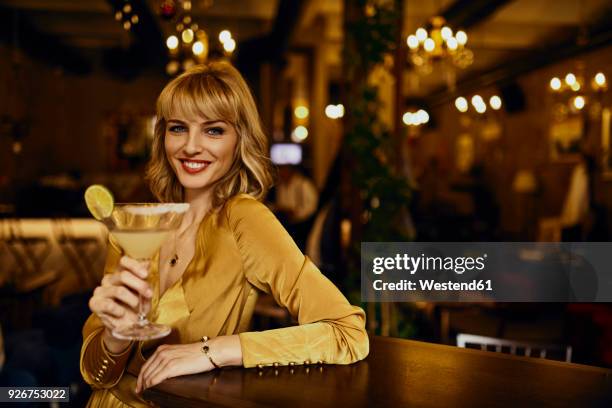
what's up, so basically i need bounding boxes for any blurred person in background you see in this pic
[560,153,590,241]
[274,165,319,250]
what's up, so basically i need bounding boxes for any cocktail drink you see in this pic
[107,203,189,341]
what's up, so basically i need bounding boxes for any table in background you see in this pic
[143,336,612,407]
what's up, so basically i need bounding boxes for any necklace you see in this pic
[170,231,179,267]
[169,212,207,267]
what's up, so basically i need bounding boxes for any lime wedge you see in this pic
[84,184,114,220]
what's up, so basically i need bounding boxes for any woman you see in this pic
[80,61,369,407]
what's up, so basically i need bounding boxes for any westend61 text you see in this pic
[373,279,493,291]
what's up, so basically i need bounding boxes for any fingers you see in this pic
[113,285,141,309]
[144,359,175,390]
[137,345,169,392]
[93,285,141,312]
[118,256,149,279]
[107,258,152,299]
[89,290,125,318]
[88,256,153,334]
[135,343,215,393]
[116,270,152,299]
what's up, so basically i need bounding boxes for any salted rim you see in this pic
[116,203,190,215]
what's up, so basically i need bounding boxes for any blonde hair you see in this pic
[146,61,273,209]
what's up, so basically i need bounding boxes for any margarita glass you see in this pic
[106,203,189,341]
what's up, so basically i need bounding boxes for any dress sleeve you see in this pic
[80,238,134,388]
[228,196,369,368]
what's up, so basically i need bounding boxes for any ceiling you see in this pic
[403,0,612,98]
[289,0,612,99]
[0,0,278,50]
[0,0,610,97]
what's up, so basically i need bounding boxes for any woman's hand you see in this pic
[136,335,243,393]
[135,342,213,393]
[88,256,153,352]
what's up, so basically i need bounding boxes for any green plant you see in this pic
[343,0,415,337]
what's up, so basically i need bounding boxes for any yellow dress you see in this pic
[80,194,369,407]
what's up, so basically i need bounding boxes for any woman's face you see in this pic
[164,114,238,194]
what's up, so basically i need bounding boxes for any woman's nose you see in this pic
[183,129,202,154]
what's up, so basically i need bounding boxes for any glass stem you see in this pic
[138,292,147,326]
[137,257,150,326]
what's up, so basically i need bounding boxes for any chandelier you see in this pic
[163,1,236,76]
[454,94,502,114]
[113,1,139,31]
[548,64,607,118]
[406,16,473,75]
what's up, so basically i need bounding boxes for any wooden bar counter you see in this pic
[143,336,612,407]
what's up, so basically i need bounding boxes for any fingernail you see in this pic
[146,289,153,297]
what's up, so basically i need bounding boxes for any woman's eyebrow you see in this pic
[201,120,227,126]
[167,119,226,126]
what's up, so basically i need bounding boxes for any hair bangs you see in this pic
[157,73,239,125]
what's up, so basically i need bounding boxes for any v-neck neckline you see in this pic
[156,208,214,299]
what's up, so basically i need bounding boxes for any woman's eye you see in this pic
[168,125,187,133]
[206,127,224,136]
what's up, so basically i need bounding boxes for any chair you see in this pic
[52,219,102,288]
[457,333,572,362]
[3,219,56,292]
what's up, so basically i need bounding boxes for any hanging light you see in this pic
[471,95,486,114]
[489,95,502,110]
[182,28,194,43]
[166,35,179,50]
[403,109,429,126]
[165,8,230,75]
[192,41,205,56]
[325,104,344,119]
[550,77,562,91]
[415,28,427,42]
[455,97,468,112]
[593,72,607,90]
[113,1,136,31]
[406,16,473,74]
[223,38,236,53]
[291,126,309,142]
[455,94,502,114]
[407,35,419,49]
[455,30,467,45]
[573,96,586,110]
[294,106,309,119]
[548,67,608,112]
[440,26,452,40]
[219,30,232,43]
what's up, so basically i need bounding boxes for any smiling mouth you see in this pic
[180,159,211,174]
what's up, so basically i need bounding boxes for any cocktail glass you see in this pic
[104,203,189,341]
